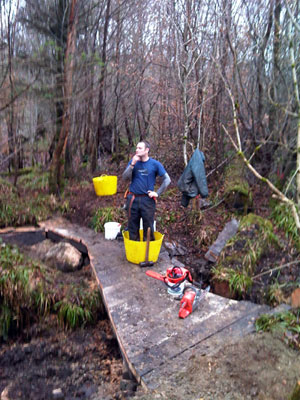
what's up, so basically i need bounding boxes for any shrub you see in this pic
[0,241,104,339]
[271,202,300,250]
[255,310,300,350]
[0,175,68,228]
[90,206,125,232]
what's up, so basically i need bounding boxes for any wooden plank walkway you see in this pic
[1,218,270,400]
[35,217,271,397]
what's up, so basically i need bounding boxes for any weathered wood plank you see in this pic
[205,218,239,262]
[37,218,269,393]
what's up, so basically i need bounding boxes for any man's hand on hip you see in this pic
[147,191,158,198]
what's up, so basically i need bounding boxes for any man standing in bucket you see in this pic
[122,141,171,241]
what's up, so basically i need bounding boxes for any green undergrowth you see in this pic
[17,168,49,190]
[271,202,300,251]
[156,209,181,229]
[267,280,300,307]
[212,213,282,299]
[0,171,69,228]
[90,206,125,232]
[0,240,104,340]
[256,310,300,350]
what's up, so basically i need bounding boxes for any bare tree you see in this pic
[222,84,300,229]
[219,0,300,227]
[285,0,300,206]
[2,0,20,183]
[49,0,78,193]
[163,0,214,165]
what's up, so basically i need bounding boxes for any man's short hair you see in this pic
[141,140,150,151]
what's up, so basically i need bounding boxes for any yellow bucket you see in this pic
[123,230,164,264]
[93,175,117,196]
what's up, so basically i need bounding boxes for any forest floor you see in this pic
[1,160,300,399]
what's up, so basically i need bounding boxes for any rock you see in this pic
[45,241,83,272]
[164,241,187,257]
[199,198,212,209]
[171,258,185,268]
[158,248,171,262]
[29,239,54,260]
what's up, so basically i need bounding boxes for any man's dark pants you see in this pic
[127,195,156,241]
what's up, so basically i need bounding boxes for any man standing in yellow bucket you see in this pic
[122,141,171,241]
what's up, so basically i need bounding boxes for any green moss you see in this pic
[240,213,271,230]
[223,156,252,213]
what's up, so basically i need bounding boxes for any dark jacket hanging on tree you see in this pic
[177,149,208,207]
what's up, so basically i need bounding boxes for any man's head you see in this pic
[136,141,150,161]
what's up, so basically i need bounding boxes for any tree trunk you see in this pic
[6,1,19,184]
[269,0,281,137]
[49,0,77,194]
[92,0,111,172]
[122,102,133,148]
[257,0,273,138]
[48,0,68,162]
[288,19,300,206]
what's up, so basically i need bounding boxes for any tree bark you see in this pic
[268,0,281,138]
[49,0,77,194]
[6,1,19,185]
[92,0,111,172]
[288,19,300,206]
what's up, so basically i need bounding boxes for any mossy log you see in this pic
[288,380,300,400]
[224,155,252,214]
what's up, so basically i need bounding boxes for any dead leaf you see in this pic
[291,288,300,308]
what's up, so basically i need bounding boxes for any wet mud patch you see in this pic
[0,320,124,400]
[0,230,134,400]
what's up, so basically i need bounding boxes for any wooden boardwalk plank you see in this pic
[37,218,269,393]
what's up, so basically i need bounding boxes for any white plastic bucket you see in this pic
[104,222,121,240]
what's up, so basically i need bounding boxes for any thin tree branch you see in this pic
[0,72,40,112]
[252,260,300,280]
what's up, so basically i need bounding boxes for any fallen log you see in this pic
[204,218,239,262]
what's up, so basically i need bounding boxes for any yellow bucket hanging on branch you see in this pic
[93,175,117,196]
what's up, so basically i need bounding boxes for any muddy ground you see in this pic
[0,232,129,400]
[132,331,300,400]
[0,318,125,400]
[1,166,300,400]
